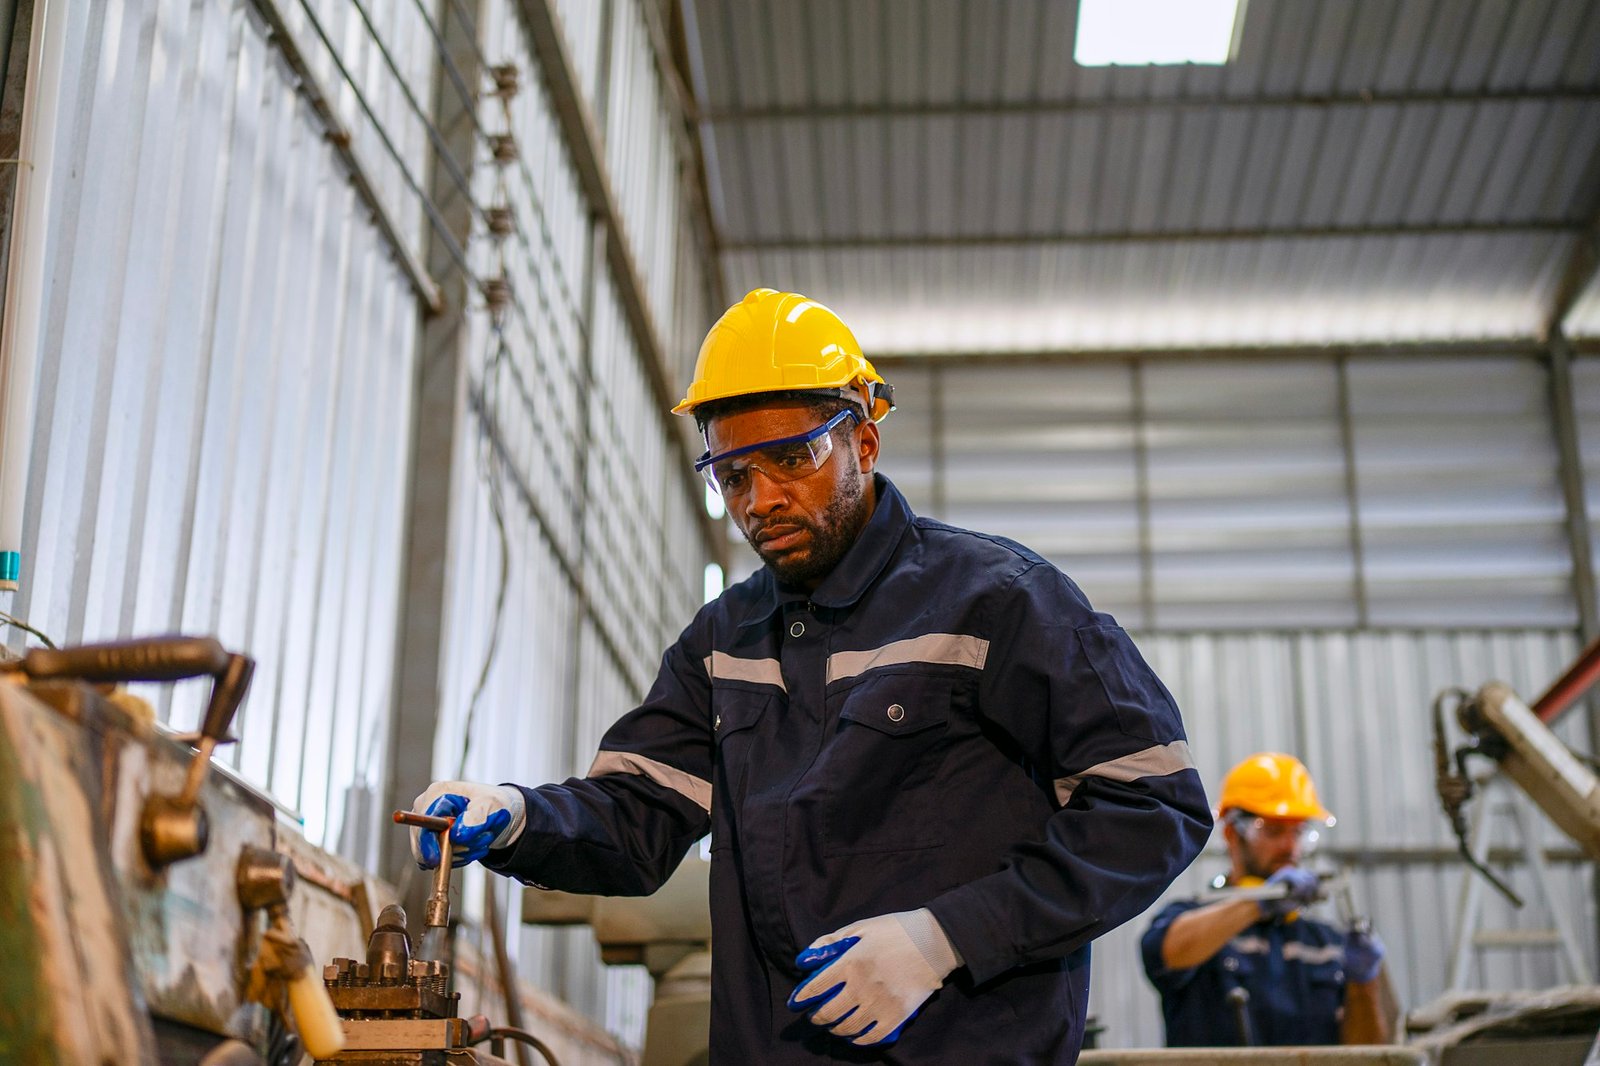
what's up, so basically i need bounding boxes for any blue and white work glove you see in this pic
[1259,866,1322,920]
[787,909,962,1047]
[410,781,526,868]
[1344,929,1386,984]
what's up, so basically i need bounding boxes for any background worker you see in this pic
[1141,752,1392,1046]
[409,289,1212,1063]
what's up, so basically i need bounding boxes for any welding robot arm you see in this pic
[922,564,1214,986]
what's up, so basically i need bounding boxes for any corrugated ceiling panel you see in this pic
[8,0,422,852]
[1087,628,1593,1049]
[710,103,1599,242]
[723,234,1568,352]
[707,0,1600,111]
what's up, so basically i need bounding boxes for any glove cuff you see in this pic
[492,785,527,849]
[897,908,962,979]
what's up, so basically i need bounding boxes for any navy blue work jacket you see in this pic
[1142,899,1349,1046]
[489,476,1211,1063]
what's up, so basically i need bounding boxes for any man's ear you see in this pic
[1221,819,1239,850]
[857,420,880,473]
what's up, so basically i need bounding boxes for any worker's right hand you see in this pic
[410,781,526,868]
[1258,866,1320,919]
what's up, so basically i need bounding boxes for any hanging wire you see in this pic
[453,55,521,780]
[0,609,56,649]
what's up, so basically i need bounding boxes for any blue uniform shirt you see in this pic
[1142,898,1349,1046]
[490,475,1212,1063]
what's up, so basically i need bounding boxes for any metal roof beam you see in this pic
[1542,206,1600,340]
[513,0,724,566]
[703,87,1600,124]
[871,339,1595,369]
[722,221,1579,253]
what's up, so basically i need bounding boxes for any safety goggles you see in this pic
[695,408,860,496]
[1229,812,1322,852]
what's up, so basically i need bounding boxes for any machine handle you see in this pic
[18,635,230,683]
[286,965,346,1060]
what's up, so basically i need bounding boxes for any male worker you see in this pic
[1141,752,1391,1046]
[411,289,1211,1063]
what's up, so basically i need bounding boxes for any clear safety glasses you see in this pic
[1229,812,1322,852]
[695,408,860,497]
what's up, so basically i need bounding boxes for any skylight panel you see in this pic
[1074,0,1246,66]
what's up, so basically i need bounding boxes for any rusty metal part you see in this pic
[367,904,413,977]
[238,846,297,913]
[339,1017,472,1051]
[7,636,256,869]
[142,791,212,868]
[291,855,361,907]
[323,957,455,1020]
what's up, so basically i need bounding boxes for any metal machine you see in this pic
[0,635,588,1066]
[1418,636,1600,1062]
[1433,639,1600,888]
[309,812,560,1066]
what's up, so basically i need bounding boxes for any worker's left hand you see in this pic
[1343,929,1386,984]
[787,909,961,1047]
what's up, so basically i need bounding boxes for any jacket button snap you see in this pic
[790,621,805,637]
[887,703,905,722]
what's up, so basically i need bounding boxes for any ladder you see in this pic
[1447,775,1592,990]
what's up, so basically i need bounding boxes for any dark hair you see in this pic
[693,389,862,438]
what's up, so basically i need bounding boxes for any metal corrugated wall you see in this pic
[3,0,426,854]
[0,0,717,1047]
[416,0,716,1042]
[881,352,1580,629]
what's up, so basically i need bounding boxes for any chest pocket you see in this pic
[709,686,773,853]
[819,672,960,856]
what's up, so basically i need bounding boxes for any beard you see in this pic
[744,474,872,588]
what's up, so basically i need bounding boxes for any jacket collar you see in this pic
[738,474,911,627]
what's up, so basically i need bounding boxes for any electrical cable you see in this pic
[481,1027,561,1066]
[290,0,476,280]
[0,609,56,648]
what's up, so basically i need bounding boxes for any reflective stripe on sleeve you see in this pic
[826,633,990,685]
[1283,942,1345,965]
[1053,739,1196,805]
[587,751,713,813]
[703,652,786,690]
[1230,935,1271,955]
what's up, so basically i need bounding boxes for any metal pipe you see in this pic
[0,0,69,594]
[1534,635,1600,725]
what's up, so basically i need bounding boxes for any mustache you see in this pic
[750,517,816,544]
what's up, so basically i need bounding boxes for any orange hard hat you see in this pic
[1217,752,1334,825]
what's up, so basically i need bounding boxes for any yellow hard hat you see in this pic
[673,288,894,422]
[1218,752,1334,825]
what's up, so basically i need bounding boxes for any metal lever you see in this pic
[5,635,257,868]
[394,810,456,960]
